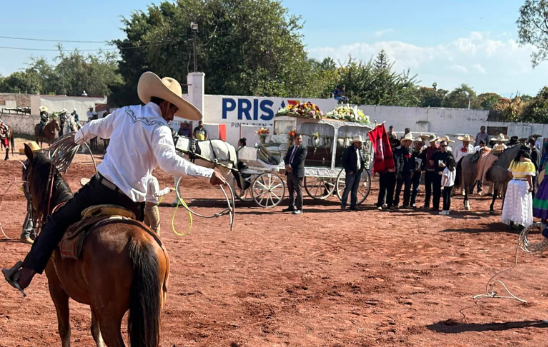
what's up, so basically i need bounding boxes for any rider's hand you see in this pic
[209,169,227,186]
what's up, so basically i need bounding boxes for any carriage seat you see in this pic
[58,205,137,260]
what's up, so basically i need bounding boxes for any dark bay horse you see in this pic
[1,124,14,160]
[23,144,169,347]
[455,145,520,213]
[35,119,60,148]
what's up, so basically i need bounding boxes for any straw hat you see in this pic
[438,136,455,143]
[413,136,425,144]
[137,71,202,121]
[20,141,41,154]
[352,135,363,144]
[39,106,48,112]
[401,133,414,143]
[457,134,474,142]
[493,133,508,142]
[425,134,438,142]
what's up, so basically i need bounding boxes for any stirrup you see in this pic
[2,261,27,297]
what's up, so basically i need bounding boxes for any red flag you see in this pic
[368,124,395,175]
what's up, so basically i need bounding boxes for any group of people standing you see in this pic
[376,130,458,215]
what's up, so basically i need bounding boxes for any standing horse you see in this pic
[35,119,60,148]
[455,145,520,213]
[22,145,169,347]
[1,124,14,160]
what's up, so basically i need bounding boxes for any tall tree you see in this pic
[443,84,478,109]
[114,0,312,105]
[517,0,548,67]
[477,92,502,110]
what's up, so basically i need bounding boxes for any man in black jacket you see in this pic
[341,136,365,210]
[394,133,415,208]
[528,137,541,194]
[283,133,307,214]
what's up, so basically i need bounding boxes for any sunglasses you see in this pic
[441,145,447,147]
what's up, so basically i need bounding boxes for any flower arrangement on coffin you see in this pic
[256,127,270,144]
[276,101,323,119]
[325,105,370,123]
[312,132,320,154]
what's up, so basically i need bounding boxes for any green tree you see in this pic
[521,87,548,122]
[443,84,478,109]
[517,0,548,67]
[477,92,502,110]
[418,84,447,107]
[1,70,42,94]
[114,0,312,105]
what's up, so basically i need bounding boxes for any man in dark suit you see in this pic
[341,136,365,210]
[283,133,307,214]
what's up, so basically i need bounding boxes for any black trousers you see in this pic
[23,174,145,274]
[377,172,396,207]
[443,186,453,211]
[432,172,443,210]
[287,174,304,210]
[394,173,413,206]
[410,171,421,205]
[424,171,437,208]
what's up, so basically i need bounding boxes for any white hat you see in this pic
[401,133,414,142]
[73,108,77,112]
[493,133,508,142]
[352,135,363,143]
[413,136,425,144]
[438,136,455,143]
[39,106,48,112]
[137,71,202,121]
[457,134,474,142]
[61,108,67,113]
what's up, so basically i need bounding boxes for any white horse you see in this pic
[172,135,240,204]
[62,115,81,135]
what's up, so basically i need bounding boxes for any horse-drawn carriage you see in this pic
[235,115,374,207]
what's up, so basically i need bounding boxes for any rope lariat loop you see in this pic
[174,176,235,232]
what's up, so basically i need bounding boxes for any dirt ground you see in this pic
[2,139,548,347]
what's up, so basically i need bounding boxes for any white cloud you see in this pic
[449,65,468,74]
[472,63,487,74]
[307,32,548,95]
[375,29,394,37]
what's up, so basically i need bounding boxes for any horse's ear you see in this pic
[24,144,34,161]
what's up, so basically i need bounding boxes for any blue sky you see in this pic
[1,0,545,96]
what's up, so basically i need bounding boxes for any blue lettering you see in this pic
[260,100,274,121]
[238,99,252,120]
[280,101,286,109]
[222,98,236,119]
[253,99,259,120]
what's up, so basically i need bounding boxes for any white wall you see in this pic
[201,95,337,145]
[40,95,107,121]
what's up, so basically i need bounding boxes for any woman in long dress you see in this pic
[502,145,536,228]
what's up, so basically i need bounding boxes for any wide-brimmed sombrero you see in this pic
[137,71,202,121]
[401,133,414,143]
[39,106,48,112]
[493,133,508,142]
[19,141,41,154]
[457,134,474,142]
[438,136,455,143]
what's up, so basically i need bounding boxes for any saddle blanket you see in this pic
[58,205,163,260]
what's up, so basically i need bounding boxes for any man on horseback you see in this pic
[3,71,227,292]
[58,109,68,136]
[39,106,49,137]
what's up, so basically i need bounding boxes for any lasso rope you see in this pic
[174,176,235,231]
[472,223,548,304]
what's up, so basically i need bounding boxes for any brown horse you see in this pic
[23,144,169,347]
[1,124,14,160]
[35,119,60,148]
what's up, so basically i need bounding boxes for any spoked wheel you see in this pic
[335,169,371,205]
[304,177,336,200]
[252,173,286,208]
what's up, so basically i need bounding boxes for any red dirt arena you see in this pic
[2,138,548,346]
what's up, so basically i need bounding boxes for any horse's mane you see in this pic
[29,151,73,215]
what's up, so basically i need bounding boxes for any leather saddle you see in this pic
[58,204,160,261]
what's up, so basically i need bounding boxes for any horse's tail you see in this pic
[454,157,463,189]
[128,239,161,347]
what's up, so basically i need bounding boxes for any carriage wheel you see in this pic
[335,169,371,205]
[304,177,336,200]
[251,173,286,208]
